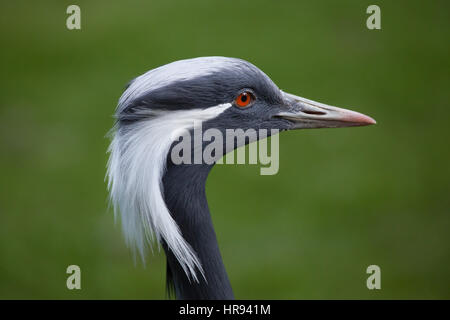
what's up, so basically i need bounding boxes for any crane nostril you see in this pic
[302,109,326,116]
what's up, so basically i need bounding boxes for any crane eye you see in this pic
[235,91,254,108]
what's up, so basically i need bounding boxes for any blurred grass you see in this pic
[0,0,449,299]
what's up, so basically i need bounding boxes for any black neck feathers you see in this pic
[162,161,234,300]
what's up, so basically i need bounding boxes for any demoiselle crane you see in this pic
[107,57,375,299]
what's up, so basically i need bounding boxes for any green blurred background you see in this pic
[0,0,449,299]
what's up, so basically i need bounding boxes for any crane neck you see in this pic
[162,161,234,299]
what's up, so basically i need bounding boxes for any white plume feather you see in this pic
[107,104,231,281]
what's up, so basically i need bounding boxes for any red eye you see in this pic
[235,91,254,108]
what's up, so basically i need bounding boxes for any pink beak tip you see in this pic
[363,115,377,125]
[347,111,377,126]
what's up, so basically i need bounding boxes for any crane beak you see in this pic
[276,92,376,129]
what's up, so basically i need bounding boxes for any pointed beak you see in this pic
[276,92,376,129]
